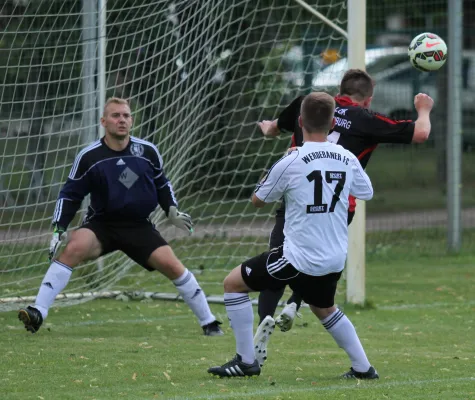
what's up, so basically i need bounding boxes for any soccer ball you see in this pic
[408,32,447,72]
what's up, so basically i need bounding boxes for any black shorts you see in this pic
[241,246,342,308]
[81,219,168,271]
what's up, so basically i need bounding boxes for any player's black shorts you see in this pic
[241,246,342,308]
[80,218,168,271]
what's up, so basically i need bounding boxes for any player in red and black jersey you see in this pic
[254,69,434,364]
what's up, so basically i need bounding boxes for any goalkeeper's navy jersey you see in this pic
[53,136,178,229]
[277,95,415,212]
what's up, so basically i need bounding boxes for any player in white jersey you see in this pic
[208,92,378,379]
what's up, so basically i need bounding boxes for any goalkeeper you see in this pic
[18,97,223,337]
[255,69,434,365]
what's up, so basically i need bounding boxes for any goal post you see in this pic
[294,0,367,305]
[346,0,367,305]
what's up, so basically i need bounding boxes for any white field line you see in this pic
[172,377,475,400]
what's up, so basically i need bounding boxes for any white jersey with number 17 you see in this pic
[254,141,373,276]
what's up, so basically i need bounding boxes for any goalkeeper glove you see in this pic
[167,206,193,234]
[49,225,65,261]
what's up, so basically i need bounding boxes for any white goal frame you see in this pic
[346,0,367,305]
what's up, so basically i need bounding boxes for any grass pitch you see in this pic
[1,234,474,400]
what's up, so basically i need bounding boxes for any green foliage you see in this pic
[0,0,83,117]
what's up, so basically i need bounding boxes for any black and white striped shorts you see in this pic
[241,246,342,308]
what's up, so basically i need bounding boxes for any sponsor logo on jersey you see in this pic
[118,167,139,189]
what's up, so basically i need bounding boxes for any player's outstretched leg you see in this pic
[311,305,379,379]
[173,268,224,336]
[19,228,104,334]
[253,315,275,367]
[257,288,285,323]
[208,267,260,377]
[275,291,303,332]
[18,260,73,334]
[148,245,223,336]
[207,354,260,378]
[256,213,286,325]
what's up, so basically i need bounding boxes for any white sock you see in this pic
[34,260,73,319]
[224,293,255,364]
[173,269,215,327]
[321,309,371,372]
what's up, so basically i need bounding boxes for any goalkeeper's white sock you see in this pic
[224,293,255,365]
[34,260,73,319]
[173,269,215,327]
[321,308,371,372]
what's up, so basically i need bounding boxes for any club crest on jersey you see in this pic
[130,143,144,157]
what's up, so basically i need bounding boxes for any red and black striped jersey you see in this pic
[276,95,415,212]
[277,95,415,170]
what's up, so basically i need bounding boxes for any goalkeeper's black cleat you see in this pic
[341,366,379,379]
[203,320,224,336]
[208,354,261,378]
[18,306,43,334]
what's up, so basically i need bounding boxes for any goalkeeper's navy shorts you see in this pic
[81,218,168,271]
[241,246,342,308]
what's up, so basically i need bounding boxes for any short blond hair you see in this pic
[300,92,335,133]
[103,97,130,115]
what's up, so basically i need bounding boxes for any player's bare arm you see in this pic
[251,193,266,208]
[258,119,280,137]
[412,93,434,143]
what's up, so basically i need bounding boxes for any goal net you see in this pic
[0,0,349,310]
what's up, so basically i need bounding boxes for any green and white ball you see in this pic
[408,32,447,72]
